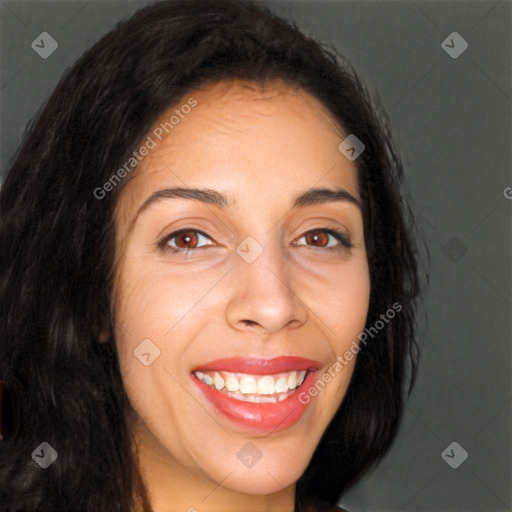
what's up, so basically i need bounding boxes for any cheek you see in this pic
[113,261,189,356]
[112,258,214,400]
[306,258,370,409]
[333,261,370,383]
[336,264,370,349]
[112,267,192,452]
[112,264,175,400]
[114,253,228,339]
[305,256,370,349]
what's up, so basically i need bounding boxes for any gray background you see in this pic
[1,0,510,510]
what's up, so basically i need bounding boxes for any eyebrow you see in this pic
[128,186,361,233]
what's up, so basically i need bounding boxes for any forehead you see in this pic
[145,78,346,160]
[181,78,343,128]
[116,78,359,219]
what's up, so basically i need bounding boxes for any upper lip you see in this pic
[192,356,322,375]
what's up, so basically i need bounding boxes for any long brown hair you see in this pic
[0,1,421,510]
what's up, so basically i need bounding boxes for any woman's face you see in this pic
[113,79,370,510]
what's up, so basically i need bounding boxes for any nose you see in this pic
[225,238,308,335]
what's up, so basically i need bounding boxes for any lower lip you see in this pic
[192,371,318,433]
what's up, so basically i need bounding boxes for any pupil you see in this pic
[179,232,195,247]
[310,231,325,246]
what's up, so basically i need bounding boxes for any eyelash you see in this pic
[157,227,353,255]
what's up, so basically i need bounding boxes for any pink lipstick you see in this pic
[191,356,321,433]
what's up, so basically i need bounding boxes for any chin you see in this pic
[206,454,309,495]
[224,469,300,495]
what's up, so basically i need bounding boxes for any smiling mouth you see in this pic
[190,356,321,432]
[193,369,308,403]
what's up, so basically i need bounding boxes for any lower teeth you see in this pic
[225,391,291,403]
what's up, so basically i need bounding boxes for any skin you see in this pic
[111,78,370,512]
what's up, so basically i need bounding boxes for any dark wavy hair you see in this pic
[0,0,421,510]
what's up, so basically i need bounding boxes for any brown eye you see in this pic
[305,230,329,247]
[295,228,353,251]
[158,229,214,253]
[174,230,199,249]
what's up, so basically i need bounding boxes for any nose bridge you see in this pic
[226,232,307,334]
[241,233,289,292]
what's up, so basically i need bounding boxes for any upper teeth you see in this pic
[194,370,307,395]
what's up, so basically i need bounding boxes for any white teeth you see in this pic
[257,375,275,395]
[239,376,257,394]
[194,368,310,399]
[225,374,239,392]
[275,376,288,393]
[213,372,224,390]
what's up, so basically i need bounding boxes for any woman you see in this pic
[0,1,421,511]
